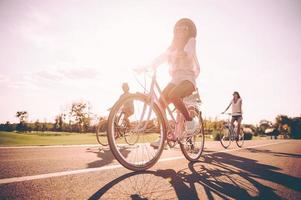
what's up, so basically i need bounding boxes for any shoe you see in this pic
[184,117,199,135]
[150,138,161,149]
[150,138,168,149]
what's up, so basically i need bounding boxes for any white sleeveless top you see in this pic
[231,98,243,116]
[152,38,200,87]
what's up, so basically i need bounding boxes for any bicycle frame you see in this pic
[135,69,201,137]
[224,114,239,140]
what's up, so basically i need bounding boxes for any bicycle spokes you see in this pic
[179,110,205,161]
[107,94,166,171]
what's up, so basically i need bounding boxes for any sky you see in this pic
[0,0,300,124]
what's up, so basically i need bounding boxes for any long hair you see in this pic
[233,91,241,99]
[169,18,197,51]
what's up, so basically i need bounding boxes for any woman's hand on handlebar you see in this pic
[133,65,153,74]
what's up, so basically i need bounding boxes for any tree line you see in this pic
[202,115,301,139]
[0,101,99,133]
[0,100,300,139]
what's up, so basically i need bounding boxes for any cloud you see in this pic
[57,67,100,80]
[33,65,101,81]
[0,74,39,90]
[4,66,103,91]
[8,80,39,90]
[36,69,63,81]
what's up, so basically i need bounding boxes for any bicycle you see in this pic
[219,113,244,149]
[107,68,205,171]
[96,112,139,146]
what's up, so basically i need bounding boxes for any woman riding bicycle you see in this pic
[148,18,201,147]
[222,91,243,136]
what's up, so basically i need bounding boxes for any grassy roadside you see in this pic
[0,131,268,147]
[0,131,160,146]
[0,131,99,146]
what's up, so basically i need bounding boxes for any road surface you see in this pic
[0,139,300,199]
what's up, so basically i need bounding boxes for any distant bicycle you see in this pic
[219,113,244,149]
[96,112,139,146]
[96,118,108,146]
[107,68,205,171]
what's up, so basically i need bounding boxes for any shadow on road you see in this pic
[85,147,130,168]
[88,151,301,199]
[245,148,301,159]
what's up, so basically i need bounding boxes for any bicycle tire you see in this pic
[235,128,244,148]
[96,120,108,146]
[180,108,205,161]
[124,130,140,145]
[220,127,231,149]
[117,113,140,145]
[107,93,166,171]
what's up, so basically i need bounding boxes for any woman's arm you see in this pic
[151,49,170,69]
[194,54,200,78]
[239,99,243,113]
[223,101,232,113]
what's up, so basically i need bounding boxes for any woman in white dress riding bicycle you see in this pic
[222,91,243,136]
[148,18,201,147]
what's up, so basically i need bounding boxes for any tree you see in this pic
[16,111,28,123]
[275,115,291,138]
[15,111,28,132]
[53,113,66,131]
[69,101,92,132]
[2,121,13,132]
[290,117,301,139]
[34,120,41,132]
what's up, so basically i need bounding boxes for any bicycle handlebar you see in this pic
[133,66,155,75]
[221,112,232,115]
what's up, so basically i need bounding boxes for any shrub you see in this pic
[213,131,222,141]
[244,132,253,140]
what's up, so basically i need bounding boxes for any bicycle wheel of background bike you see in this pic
[116,112,140,145]
[180,108,205,161]
[96,120,108,146]
[107,93,166,171]
[124,130,140,145]
[236,128,244,148]
[220,128,231,149]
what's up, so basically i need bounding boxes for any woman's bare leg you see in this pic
[168,80,195,121]
[237,117,242,136]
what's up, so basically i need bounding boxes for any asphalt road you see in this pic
[0,139,300,200]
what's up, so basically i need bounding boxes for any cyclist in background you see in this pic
[119,83,134,124]
[222,91,243,136]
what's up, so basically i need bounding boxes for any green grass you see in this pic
[0,131,99,146]
[0,131,265,147]
[0,131,160,146]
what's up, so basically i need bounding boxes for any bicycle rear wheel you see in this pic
[107,93,166,171]
[236,128,244,147]
[180,108,205,161]
[96,120,108,146]
[220,127,231,149]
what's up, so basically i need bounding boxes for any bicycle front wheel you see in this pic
[236,128,244,148]
[220,127,231,149]
[107,93,166,171]
[180,108,205,161]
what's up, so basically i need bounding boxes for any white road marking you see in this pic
[0,144,100,149]
[0,140,290,185]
